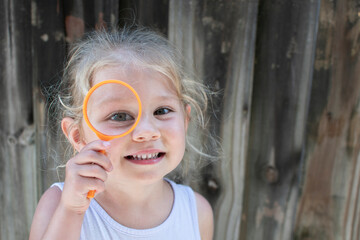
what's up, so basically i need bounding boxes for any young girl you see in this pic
[29,27,214,240]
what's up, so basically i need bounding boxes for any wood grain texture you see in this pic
[212,1,259,239]
[0,0,35,239]
[295,0,360,239]
[242,0,320,239]
[1,0,360,239]
[31,0,67,202]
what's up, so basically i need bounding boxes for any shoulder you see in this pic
[35,185,63,215]
[29,186,62,240]
[194,191,214,240]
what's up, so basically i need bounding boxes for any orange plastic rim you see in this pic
[82,79,142,141]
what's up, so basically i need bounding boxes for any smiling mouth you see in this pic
[124,152,165,160]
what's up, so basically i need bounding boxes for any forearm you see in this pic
[40,202,84,240]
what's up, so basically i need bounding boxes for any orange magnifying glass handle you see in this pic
[87,190,96,198]
[83,80,142,199]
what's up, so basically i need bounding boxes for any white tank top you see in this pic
[51,179,201,240]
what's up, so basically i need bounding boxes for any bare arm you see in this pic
[29,139,113,240]
[29,187,84,240]
[194,192,214,240]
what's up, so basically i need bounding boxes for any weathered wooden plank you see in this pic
[168,1,258,239]
[31,0,67,202]
[119,0,169,35]
[0,0,36,239]
[168,0,204,77]
[241,0,320,239]
[215,1,259,239]
[63,0,120,41]
[2,1,359,239]
[294,0,360,239]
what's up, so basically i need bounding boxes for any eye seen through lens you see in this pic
[83,80,142,140]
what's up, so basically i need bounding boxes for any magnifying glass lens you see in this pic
[84,81,141,139]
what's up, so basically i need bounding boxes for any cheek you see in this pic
[164,119,187,149]
[105,137,128,163]
[81,120,101,143]
[171,129,186,164]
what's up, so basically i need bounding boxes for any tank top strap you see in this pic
[51,182,64,190]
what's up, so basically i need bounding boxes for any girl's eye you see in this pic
[154,108,172,115]
[110,113,134,121]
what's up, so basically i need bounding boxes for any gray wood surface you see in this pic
[241,0,321,239]
[295,0,360,239]
[0,0,36,239]
[1,0,359,239]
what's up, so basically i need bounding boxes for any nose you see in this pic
[132,115,161,142]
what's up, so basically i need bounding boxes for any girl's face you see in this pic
[81,66,189,185]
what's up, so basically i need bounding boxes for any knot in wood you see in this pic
[327,111,332,120]
[265,166,278,184]
[243,104,249,116]
[7,135,18,145]
[207,179,219,191]
[5,125,35,146]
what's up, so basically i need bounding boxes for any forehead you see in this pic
[92,66,178,95]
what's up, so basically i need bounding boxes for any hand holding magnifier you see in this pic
[82,80,142,198]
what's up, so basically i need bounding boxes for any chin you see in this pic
[130,170,171,185]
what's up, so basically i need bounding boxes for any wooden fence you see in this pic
[1,0,359,239]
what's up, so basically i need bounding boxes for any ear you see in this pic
[185,105,191,132]
[61,117,86,152]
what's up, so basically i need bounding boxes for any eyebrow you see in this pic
[89,94,180,110]
[99,95,129,104]
[154,95,180,102]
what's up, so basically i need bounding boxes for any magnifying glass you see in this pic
[82,79,142,198]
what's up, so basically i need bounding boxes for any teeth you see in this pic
[131,153,160,160]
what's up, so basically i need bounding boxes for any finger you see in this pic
[77,164,108,182]
[80,140,111,153]
[76,177,106,196]
[71,150,113,172]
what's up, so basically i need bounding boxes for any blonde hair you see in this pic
[56,27,217,181]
